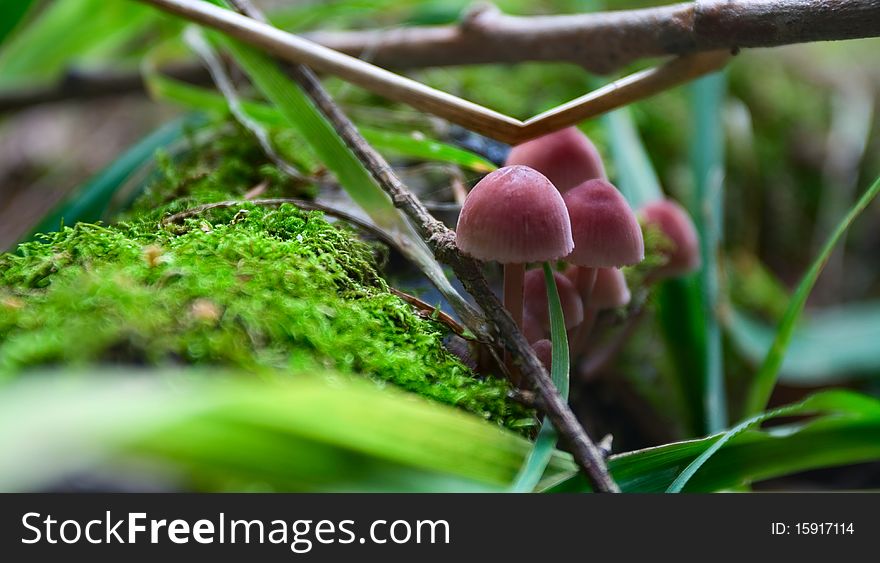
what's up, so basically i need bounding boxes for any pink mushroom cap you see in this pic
[639,198,701,277]
[506,127,606,192]
[456,165,573,263]
[563,179,645,268]
[523,268,584,330]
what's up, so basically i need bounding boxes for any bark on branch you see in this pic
[312,0,880,74]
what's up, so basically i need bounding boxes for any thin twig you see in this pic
[184,26,308,182]
[225,0,619,492]
[388,287,470,339]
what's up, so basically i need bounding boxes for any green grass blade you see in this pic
[0,0,36,47]
[147,73,495,173]
[0,369,557,492]
[689,73,728,433]
[360,128,496,173]
[510,262,570,492]
[666,404,800,493]
[602,108,664,208]
[744,173,880,415]
[0,0,157,86]
[27,114,200,238]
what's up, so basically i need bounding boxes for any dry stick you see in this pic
[135,0,727,145]
[222,0,619,493]
[388,287,470,339]
[310,0,880,73]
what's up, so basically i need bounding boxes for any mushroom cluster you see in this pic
[455,126,700,382]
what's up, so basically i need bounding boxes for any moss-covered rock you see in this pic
[0,125,532,432]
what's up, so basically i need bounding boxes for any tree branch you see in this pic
[308,0,880,74]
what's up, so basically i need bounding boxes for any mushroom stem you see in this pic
[571,307,598,360]
[503,262,527,329]
[503,262,526,380]
[569,266,597,359]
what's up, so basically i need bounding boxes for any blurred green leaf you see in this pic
[726,303,880,384]
[688,73,728,433]
[0,0,158,86]
[511,262,570,493]
[602,108,664,208]
[745,173,880,415]
[0,370,554,492]
[4,371,878,493]
[0,0,35,47]
[147,73,495,173]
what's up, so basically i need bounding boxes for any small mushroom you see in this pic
[531,339,553,372]
[565,265,632,356]
[523,268,584,336]
[639,198,701,280]
[589,267,632,310]
[522,311,545,344]
[506,127,606,192]
[563,179,643,356]
[456,165,573,331]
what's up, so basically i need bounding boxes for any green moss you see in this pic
[0,127,532,431]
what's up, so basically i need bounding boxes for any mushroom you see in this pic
[522,311,545,344]
[456,165,573,332]
[531,339,553,372]
[523,268,584,338]
[505,127,606,193]
[563,179,643,356]
[639,198,701,280]
[565,266,631,354]
[589,267,632,310]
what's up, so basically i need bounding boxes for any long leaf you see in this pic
[0,370,554,492]
[0,0,158,86]
[146,73,496,173]
[688,73,728,433]
[0,0,35,47]
[3,371,879,493]
[510,263,570,492]
[602,108,664,208]
[744,173,880,415]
